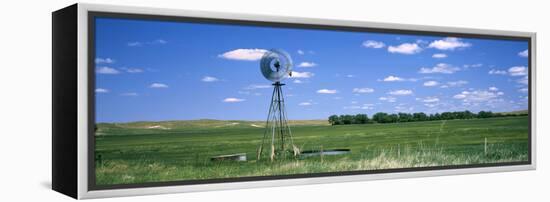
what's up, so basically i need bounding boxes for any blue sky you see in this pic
[94,17,529,123]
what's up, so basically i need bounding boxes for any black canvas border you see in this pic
[52,4,79,199]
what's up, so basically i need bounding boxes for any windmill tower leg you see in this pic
[278,84,299,158]
[257,82,299,161]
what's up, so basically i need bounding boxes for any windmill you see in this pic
[257,49,300,161]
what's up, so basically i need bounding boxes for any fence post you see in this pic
[320,145,324,163]
[484,137,487,155]
[398,144,400,158]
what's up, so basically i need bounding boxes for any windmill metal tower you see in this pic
[257,49,299,161]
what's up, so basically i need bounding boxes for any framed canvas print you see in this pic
[52,3,536,199]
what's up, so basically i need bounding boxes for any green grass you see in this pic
[95,116,529,186]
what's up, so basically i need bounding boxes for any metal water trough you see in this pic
[210,153,247,162]
[300,149,351,158]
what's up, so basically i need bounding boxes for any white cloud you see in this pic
[344,105,361,110]
[416,39,429,45]
[218,49,267,61]
[518,88,528,93]
[389,89,413,95]
[346,74,355,78]
[293,79,303,84]
[446,80,468,87]
[463,63,483,69]
[298,62,317,67]
[299,102,312,106]
[379,96,396,102]
[96,66,120,74]
[489,87,499,91]
[432,53,447,58]
[383,75,404,82]
[508,66,527,76]
[149,83,168,88]
[489,69,507,75]
[517,76,528,85]
[394,104,415,112]
[317,89,338,94]
[153,39,167,44]
[223,98,245,103]
[201,76,219,82]
[297,50,305,55]
[352,87,374,93]
[121,92,138,96]
[95,88,109,93]
[419,63,459,74]
[361,103,375,110]
[423,80,439,87]
[453,94,467,99]
[380,76,418,82]
[127,68,143,73]
[362,40,386,48]
[118,67,144,73]
[424,103,438,108]
[428,37,471,50]
[95,58,115,64]
[388,43,422,54]
[422,97,440,103]
[127,39,167,47]
[127,42,142,47]
[453,90,502,102]
[245,84,272,90]
[345,103,376,110]
[518,49,528,58]
[291,71,314,78]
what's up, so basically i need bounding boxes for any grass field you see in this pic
[95,116,529,186]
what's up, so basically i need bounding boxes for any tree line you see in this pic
[328,110,527,125]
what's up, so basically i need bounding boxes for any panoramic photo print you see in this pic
[93,17,530,186]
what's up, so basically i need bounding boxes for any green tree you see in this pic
[464,110,475,119]
[372,112,388,123]
[453,111,463,119]
[328,115,339,125]
[477,111,494,118]
[398,113,413,122]
[433,113,441,120]
[355,114,369,124]
[387,114,399,123]
[413,112,428,121]
[341,115,354,124]
[441,112,454,120]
